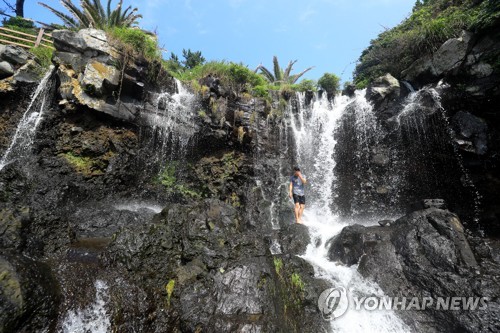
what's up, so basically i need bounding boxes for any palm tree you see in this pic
[255,56,314,85]
[38,0,142,29]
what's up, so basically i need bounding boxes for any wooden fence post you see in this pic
[34,28,44,48]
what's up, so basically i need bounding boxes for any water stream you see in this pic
[285,91,410,332]
[60,280,111,333]
[0,67,55,170]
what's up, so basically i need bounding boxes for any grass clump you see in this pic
[107,27,161,61]
[172,60,267,96]
[30,47,53,69]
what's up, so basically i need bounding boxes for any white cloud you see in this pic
[299,7,317,22]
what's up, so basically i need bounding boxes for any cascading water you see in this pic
[60,280,111,333]
[0,67,55,170]
[144,78,197,162]
[394,86,482,229]
[284,91,410,332]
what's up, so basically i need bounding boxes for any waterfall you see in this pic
[0,67,55,170]
[284,91,410,332]
[60,280,111,333]
[144,78,197,162]
[394,87,482,229]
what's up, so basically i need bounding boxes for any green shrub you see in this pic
[174,60,268,96]
[2,16,36,29]
[30,47,53,69]
[108,27,160,61]
[318,73,340,95]
[294,79,317,92]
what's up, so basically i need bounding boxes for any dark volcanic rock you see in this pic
[279,223,311,255]
[327,224,367,265]
[335,205,500,332]
[0,254,59,333]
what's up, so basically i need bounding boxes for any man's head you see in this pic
[293,166,300,176]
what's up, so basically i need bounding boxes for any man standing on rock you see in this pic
[289,166,307,224]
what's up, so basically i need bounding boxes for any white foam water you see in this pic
[114,202,163,214]
[0,68,55,170]
[61,280,111,333]
[287,91,410,332]
[144,78,197,159]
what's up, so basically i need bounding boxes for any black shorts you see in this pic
[293,194,306,205]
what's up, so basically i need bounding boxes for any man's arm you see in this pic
[297,172,307,184]
[289,181,293,198]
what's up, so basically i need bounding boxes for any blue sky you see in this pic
[25,0,415,83]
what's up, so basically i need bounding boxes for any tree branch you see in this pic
[1,0,15,13]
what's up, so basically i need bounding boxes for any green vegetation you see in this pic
[354,0,500,88]
[165,279,175,306]
[107,26,160,61]
[171,60,268,96]
[270,256,307,331]
[61,151,111,175]
[180,49,205,69]
[256,56,314,85]
[290,273,305,291]
[294,79,317,92]
[30,46,53,68]
[38,0,142,29]
[156,162,202,199]
[273,257,283,276]
[318,73,340,95]
[2,15,35,29]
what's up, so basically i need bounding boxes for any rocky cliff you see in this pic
[0,29,328,333]
[0,26,499,333]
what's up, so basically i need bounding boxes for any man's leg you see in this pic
[298,204,305,222]
[294,203,301,223]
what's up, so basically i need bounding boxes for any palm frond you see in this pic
[256,64,275,83]
[92,0,106,21]
[272,56,282,82]
[289,66,315,84]
[106,0,111,19]
[283,60,297,81]
[61,0,89,27]
[38,2,79,28]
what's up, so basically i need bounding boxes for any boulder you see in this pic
[0,45,30,66]
[0,61,14,79]
[402,30,473,82]
[80,61,120,96]
[0,207,30,250]
[51,28,116,57]
[327,224,366,265]
[12,60,43,84]
[333,206,498,332]
[0,255,59,333]
[451,111,488,155]
[366,73,400,105]
[278,223,311,255]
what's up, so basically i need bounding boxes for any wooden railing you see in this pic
[0,27,54,49]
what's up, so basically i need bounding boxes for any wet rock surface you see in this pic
[329,203,500,332]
